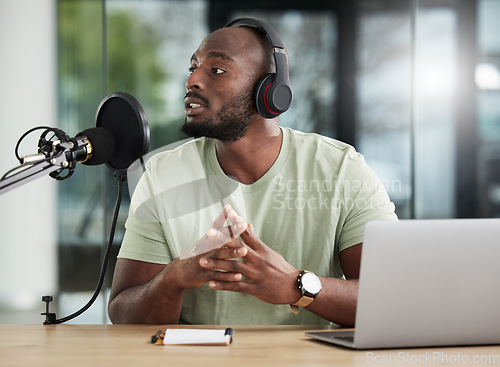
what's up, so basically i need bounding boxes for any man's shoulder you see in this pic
[146,137,210,167]
[285,127,355,155]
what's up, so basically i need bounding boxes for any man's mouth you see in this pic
[184,92,209,116]
[186,102,203,108]
[184,100,206,116]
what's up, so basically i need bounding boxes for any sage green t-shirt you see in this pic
[119,127,397,324]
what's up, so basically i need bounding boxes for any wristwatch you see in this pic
[289,270,322,314]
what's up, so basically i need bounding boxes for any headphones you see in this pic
[225,18,293,119]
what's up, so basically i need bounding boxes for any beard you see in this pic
[182,88,254,142]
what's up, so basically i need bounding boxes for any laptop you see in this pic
[306,219,500,349]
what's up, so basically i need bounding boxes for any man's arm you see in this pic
[108,204,248,324]
[304,243,361,326]
[108,242,248,324]
[108,258,183,324]
[200,224,361,326]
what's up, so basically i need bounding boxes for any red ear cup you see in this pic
[254,74,279,119]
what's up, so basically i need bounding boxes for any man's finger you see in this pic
[209,279,252,294]
[224,204,243,226]
[210,271,244,282]
[212,204,239,227]
[239,223,264,251]
[205,244,248,262]
[212,205,230,228]
[211,220,247,240]
[217,238,244,249]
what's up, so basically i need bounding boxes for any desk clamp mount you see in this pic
[41,296,57,325]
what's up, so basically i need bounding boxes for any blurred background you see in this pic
[0,0,499,324]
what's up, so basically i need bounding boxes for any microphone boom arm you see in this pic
[0,145,76,195]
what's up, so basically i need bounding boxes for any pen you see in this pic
[224,327,234,344]
[222,203,234,239]
[226,212,234,239]
[151,330,164,343]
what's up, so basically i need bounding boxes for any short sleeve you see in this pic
[337,151,398,252]
[117,167,173,265]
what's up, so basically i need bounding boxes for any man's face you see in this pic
[182,28,265,142]
[182,88,253,142]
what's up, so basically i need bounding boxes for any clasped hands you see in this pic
[176,204,300,305]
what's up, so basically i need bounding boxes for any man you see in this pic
[108,19,397,326]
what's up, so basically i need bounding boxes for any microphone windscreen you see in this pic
[95,92,149,172]
[76,127,116,166]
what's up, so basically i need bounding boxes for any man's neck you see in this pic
[215,121,282,185]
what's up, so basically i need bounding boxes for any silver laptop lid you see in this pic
[354,219,500,349]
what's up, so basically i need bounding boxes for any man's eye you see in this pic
[212,68,225,74]
[188,67,196,74]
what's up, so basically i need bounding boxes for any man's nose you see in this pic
[186,68,204,91]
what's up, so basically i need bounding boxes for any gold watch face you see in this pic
[302,272,322,294]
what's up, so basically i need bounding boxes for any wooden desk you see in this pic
[1,324,499,366]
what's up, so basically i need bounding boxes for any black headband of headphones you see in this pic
[224,18,293,118]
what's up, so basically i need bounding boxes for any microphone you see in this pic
[75,127,117,165]
[1,92,149,195]
[76,92,150,171]
[21,127,116,165]
[22,92,149,171]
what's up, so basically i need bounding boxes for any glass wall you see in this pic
[57,0,106,323]
[356,5,413,218]
[52,0,500,323]
[356,2,458,219]
[477,0,500,217]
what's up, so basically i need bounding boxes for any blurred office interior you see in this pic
[1,0,499,323]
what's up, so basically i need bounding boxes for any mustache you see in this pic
[185,91,209,105]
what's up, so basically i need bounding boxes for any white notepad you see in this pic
[163,328,233,345]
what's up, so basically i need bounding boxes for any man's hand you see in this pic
[200,224,301,305]
[179,204,248,259]
[171,237,248,290]
[173,204,249,290]
[108,205,248,324]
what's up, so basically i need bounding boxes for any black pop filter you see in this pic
[95,92,150,172]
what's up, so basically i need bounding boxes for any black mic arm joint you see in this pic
[114,169,128,184]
